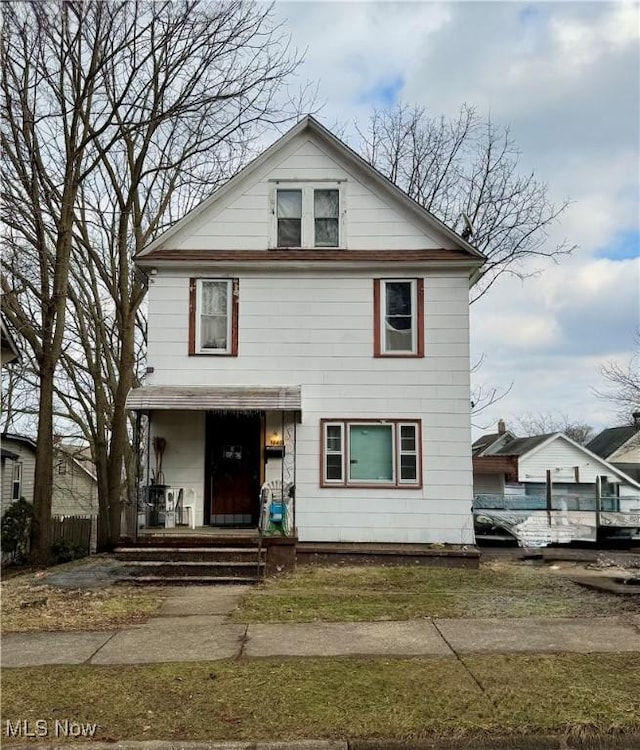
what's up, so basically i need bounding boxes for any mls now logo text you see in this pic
[5,720,98,738]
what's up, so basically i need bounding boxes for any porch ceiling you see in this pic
[125,385,301,412]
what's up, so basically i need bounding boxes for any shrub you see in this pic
[1,498,34,564]
[50,537,87,564]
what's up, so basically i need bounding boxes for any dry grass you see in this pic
[232,562,639,623]
[1,579,164,633]
[2,654,639,742]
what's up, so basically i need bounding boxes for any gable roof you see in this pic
[472,430,517,456]
[472,433,501,456]
[2,433,37,452]
[586,426,638,459]
[490,433,555,457]
[1,315,21,364]
[138,115,486,264]
[474,430,640,489]
[1,434,98,483]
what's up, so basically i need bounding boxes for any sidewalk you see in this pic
[2,586,640,668]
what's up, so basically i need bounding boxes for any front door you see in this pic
[205,412,262,526]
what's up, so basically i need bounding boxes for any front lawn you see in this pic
[2,654,639,742]
[1,578,164,633]
[232,562,639,622]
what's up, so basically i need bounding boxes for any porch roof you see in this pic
[126,385,301,412]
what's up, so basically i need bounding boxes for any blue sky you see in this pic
[274,1,640,435]
[596,229,640,261]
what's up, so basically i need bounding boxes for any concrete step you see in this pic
[115,546,265,563]
[121,560,264,579]
[131,535,260,548]
[119,575,260,586]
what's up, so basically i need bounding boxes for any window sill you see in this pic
[374,351,424,359]
[320,481,422,490]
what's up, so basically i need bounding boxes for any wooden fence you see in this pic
[48,516,93,554]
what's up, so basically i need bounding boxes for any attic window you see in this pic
[314,189,339,247]
[277,190,302,247]
[273,183,343,249]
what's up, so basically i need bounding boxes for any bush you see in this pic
[50,537,87,564]
[1,498,34,564]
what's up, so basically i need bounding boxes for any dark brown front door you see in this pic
[205,412,262,526]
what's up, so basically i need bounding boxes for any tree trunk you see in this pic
[107,315,136,546]
[30,359,54,566]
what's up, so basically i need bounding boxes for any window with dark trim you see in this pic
[321,419,421,488]
[11,462,22,501]
[188,278,239,356]
[373,278,424,357]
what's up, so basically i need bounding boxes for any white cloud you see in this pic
[275,0,640,433]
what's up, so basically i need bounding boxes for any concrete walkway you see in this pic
[2,586,640,668]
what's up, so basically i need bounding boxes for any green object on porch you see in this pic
[266,501,288,536]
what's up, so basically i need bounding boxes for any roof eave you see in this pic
[138,115,486,264]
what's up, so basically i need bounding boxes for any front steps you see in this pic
[114,545,266,585]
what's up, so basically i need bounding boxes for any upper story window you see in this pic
[374,278,425,358]
[189,278,239,356]
[272,183,342,249]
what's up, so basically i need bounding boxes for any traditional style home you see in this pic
[126,116,485,547]
[0,434,99,523]
[472,422,640,545]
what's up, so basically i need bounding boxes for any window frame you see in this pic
[276,189,303,248]
[270,182,344,249]
[373,278,424,358]
[320,418,422,489]
[188,278,239,356]
[11,461,22,501]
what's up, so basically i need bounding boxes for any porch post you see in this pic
[133,410,142,541]
[280,410,297,534]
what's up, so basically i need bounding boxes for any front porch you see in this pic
[124,384,301,541]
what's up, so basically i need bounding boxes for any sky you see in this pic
[272,0,640,437]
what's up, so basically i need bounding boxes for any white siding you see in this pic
[51,458,98,517]
[610,437,640,464]
[0,439,35,516]
[518,436,640,497]
[149,411,206,525]
[146,268,474,544]
[168,136,456,252]
[1,440,98,519]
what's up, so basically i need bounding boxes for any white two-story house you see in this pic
[127,116,485,545]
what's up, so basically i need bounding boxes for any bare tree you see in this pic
[512,412,594,445]
[1,0,309,555]
[356,104,575,302]
[594,332,640,424]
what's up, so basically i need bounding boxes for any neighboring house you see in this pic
[472,424,640,545]
[586,423,640,483]
[473,427,640,504]
[0,434,99,520]
[126,115,485,545]
[1,315,21,367]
